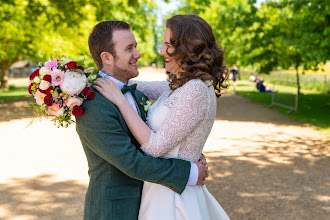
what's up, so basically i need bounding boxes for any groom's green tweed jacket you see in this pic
[76,89,191,220]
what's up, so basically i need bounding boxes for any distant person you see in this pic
[249,74,256,82]
[230,64,239,90]
[256,77,273,93]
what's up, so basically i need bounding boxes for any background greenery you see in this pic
[1,0,329,89]
[231,80,330,134]
[0,0,329,130]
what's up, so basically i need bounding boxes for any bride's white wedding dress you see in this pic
[132,79,230,220]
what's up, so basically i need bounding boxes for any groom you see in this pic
[76,20,208,219]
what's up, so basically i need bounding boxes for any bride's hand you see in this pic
[94,77,125,106]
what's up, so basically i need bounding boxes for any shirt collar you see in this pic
[98,71,131,90]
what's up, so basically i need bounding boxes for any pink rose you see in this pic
[66,96,83,109]
[46,103,61,116]
[35,90,47,106]
[45,58,58,70]
[51,69,65,86]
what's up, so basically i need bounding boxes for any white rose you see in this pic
[60,71,87,95]
[58,107,65,116]
[39,80,51,90]
[144,100,151,112]
[34,77,41,84]
[66,97,84,109]
[39,67,51,77]
[59,57,72,65]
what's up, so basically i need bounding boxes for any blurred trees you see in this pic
[242,0,329,93]
[172,0,329,94]
[0,0,157,88]
[0,0,329,91]
[0,0,92,88]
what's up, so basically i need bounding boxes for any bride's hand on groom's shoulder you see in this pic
[94,78,125,105]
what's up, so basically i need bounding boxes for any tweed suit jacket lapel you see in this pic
[131,90,147,122]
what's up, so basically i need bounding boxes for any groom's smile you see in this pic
[111,29,141,82]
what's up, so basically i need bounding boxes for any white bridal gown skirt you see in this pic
[138,181,230,220]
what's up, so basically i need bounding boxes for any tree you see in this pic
[274,0,330,94]
[0,0,159,88]
[245,0,330,94]
[0,0,92,88]
[170,0,258,66]
[169,0,329,94]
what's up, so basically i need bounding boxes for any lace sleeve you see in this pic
[130,80,170,99]
[141,80,209,157]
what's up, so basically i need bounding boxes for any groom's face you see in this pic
[111,29,141,82]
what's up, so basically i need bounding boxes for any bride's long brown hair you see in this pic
[166,14,228,97]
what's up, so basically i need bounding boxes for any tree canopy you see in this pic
[0,0,329,91]
[0,0,158,88]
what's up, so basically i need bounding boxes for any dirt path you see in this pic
[0,68,329,219]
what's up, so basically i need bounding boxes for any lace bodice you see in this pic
[133,79,217,163]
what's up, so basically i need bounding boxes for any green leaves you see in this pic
[0,0,159,88]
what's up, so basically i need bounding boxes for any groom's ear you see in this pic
[100,52,114,66]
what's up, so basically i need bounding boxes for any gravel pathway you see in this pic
[0,68,329,219]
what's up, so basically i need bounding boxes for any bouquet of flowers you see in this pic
[28,57,96,127]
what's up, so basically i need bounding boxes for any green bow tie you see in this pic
[121,84,137,94]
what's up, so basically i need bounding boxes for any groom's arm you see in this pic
[76,96,191,194]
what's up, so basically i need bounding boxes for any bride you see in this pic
[95,14,230,220]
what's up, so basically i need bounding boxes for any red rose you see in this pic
[66,61,78,70]
[45,86,54,96]
[43,74,52,83]
[38,88,46,94]
[72,105,84,116]
[44,95,53,106]
[87,90,95,100]
[28,84,33,94]
[77,66,84,71]
[82,86,90,95]
[29,69,39,80]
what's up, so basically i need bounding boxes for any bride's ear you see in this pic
[100,52,114,66]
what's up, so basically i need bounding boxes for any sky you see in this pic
[155,0,267,25]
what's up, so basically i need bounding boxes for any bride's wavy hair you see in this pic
[166,14,228,97]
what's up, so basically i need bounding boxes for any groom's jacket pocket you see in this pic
[107,185,141,200]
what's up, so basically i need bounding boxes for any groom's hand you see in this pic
[195,162,208,186]
[198,154,209,178]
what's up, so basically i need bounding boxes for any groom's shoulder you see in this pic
[84,90,112,106]
[80,90,117,116]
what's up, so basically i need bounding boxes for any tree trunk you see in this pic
[0,64,10,89]
[295,66,300,95]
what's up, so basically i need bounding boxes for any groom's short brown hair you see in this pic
[88,20,131,70]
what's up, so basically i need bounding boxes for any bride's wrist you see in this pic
[116,97,129,109]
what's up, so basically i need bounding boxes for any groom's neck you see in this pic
[101,68,129,84]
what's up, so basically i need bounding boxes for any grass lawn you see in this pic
[231,81,330,134]
[0,82,33,103]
